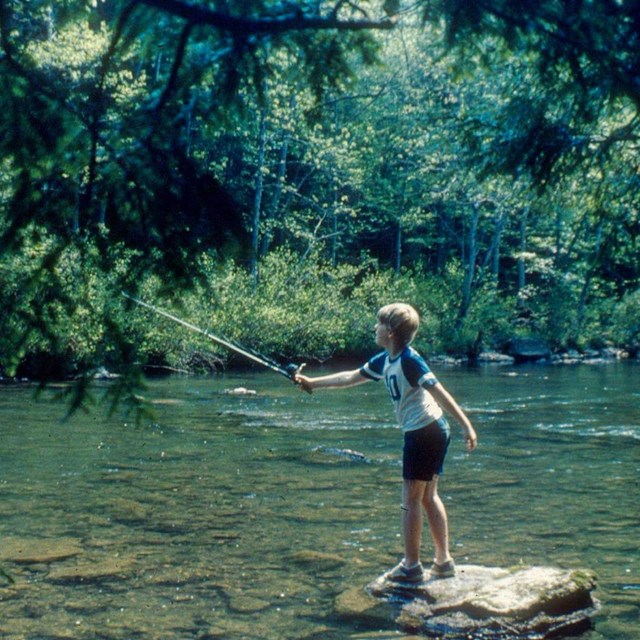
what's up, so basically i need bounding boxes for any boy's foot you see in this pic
[430,559,456,579]
[385,561,424,584]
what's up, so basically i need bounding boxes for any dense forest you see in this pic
[1,0,639,395]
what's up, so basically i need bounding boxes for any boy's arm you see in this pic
[430,382,478,451]
[294,369,369,394]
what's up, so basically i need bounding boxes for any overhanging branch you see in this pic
[138,0,395,33]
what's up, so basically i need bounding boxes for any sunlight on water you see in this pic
[0,362,638,639]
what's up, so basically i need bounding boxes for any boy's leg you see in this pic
[402,479,427,567]
[422,475,451,565]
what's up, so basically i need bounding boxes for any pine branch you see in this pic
[137,0,395,34]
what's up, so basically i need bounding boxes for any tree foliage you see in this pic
[1,0,639,404]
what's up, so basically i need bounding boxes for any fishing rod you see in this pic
[122,292,307,388]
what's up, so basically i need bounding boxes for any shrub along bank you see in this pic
[1,244,638,382]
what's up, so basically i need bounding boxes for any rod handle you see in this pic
[286,363,312,394]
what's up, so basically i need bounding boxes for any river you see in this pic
[0,361,638,639]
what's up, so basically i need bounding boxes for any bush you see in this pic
[7,237,635,382]
[611,289,640,352]
[0,233,114,379]
[193,249,369,361]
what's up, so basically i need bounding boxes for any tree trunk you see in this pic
[330,203,338,266]
[491,209,507,281]
[576,218,604,330]
[75,127,99,233]
[457,203,480,326]
[261,123,290,256]
[45,5,55,40]
[435,201,446,274]
[478,207,507,282]
[517,207,529,297]
[394,182,407,275]
[155,52,163,82]
[251,108,267,287]
[554,205,563,268]
[394,219,402,276]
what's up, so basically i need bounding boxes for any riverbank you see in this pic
[1,345,636,386]
[4,246,640,388]
[434,345,635,367]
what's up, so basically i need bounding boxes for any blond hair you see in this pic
[377,303,420,346]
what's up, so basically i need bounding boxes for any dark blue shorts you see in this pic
[403,417,451,481]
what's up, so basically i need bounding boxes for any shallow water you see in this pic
[0,361,638,639]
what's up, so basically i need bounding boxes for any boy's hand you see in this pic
[291,365,313,394]
[465,427,478,452]
[294,375,314,394]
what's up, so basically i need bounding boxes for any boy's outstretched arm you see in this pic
[430,382,478,451]
[294,369,369,394]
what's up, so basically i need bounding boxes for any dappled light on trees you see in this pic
[0,0,639,412]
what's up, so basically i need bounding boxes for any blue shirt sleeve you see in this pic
[402,349,438,387]
[359,351,387,381]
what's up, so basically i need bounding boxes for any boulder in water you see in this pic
[507,337,551,363]
[338,564,598,639]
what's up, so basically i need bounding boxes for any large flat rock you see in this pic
[337,564,598,639]
[0,537,83,564]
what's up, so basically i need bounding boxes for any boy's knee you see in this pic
[403,479,426,504]
[422,479,441,505]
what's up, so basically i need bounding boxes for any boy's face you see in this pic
[374,320,393,349]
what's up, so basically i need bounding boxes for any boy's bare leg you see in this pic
[402,479,427,567]
[422,476,451,565]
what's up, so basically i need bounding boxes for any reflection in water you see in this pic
[0,362,638,639]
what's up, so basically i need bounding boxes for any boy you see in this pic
[294,303,477,584]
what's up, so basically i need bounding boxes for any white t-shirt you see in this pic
[360,346,443,433]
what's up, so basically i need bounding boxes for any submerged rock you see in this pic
[224,387,257,395]
[311,446,371,463]
[289,550,347,571]
[92,366,119,380]
[47,554,135,583]
[478,352,516,365]
[0,537,83,564]
[341,564,598,639]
